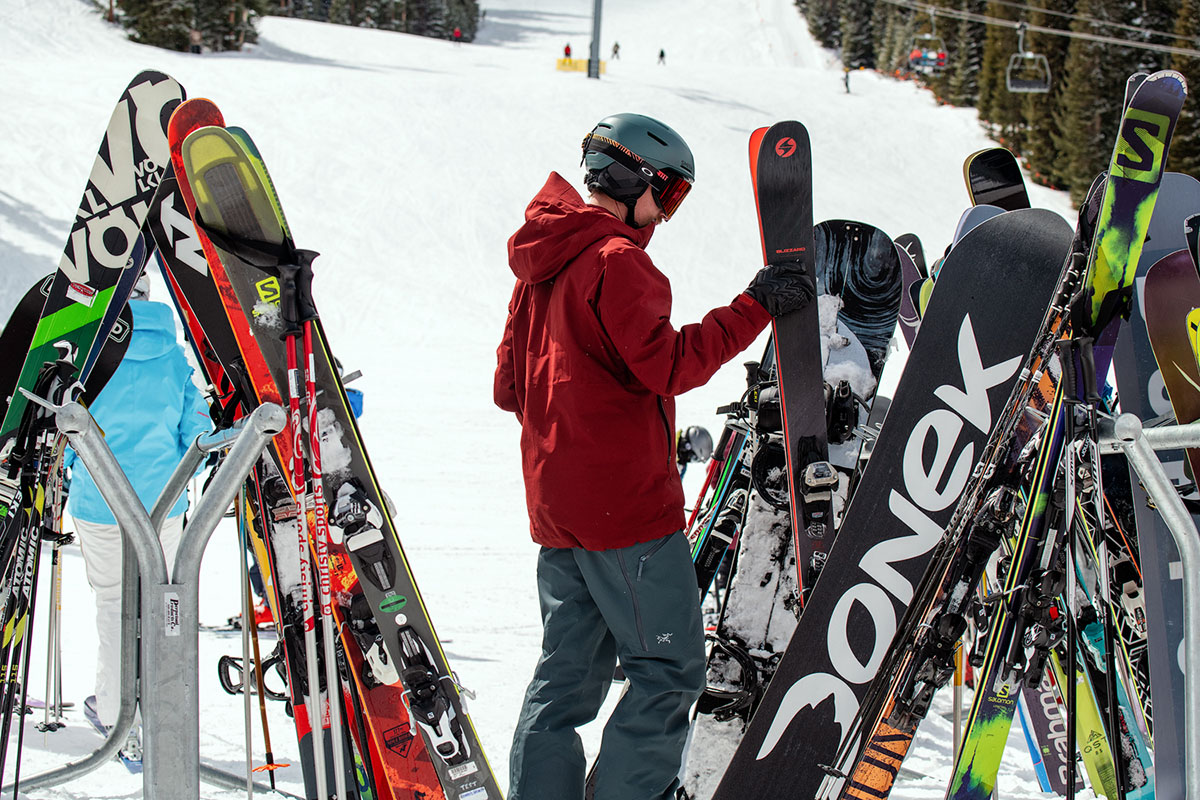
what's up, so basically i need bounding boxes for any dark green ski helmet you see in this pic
[581,113,695,222]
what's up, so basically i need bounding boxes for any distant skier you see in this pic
[611,41,620,59]
[658,47,666,64]
[189,28,202,55]
[453,26,463,45]
[564,42,572,59]
[495,113,813,800]
[65,277,211,745]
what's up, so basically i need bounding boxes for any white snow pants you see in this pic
[74,515,184,727]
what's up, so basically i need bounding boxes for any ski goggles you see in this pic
[581,133,693,219]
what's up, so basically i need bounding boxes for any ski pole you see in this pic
[283,321,328,800]
[238,486,254,799]
[248,594,278,790]
[290,261,348,800]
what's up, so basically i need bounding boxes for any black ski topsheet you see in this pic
[895,233,927,279]
[710,209,1073,800]
[813,220,902,377]
[751,122,830,592]
[964,147,1030,211]
[0,71,183,442]
[896,245,922,348]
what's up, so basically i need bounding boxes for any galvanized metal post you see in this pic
[587,0,602,78]
[16,400,284,800]
[1099,413,1200,797]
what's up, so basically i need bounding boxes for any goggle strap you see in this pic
[582,133,669,192]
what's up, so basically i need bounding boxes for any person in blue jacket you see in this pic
[63,277,211,735]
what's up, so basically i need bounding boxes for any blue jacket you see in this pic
[64,300,212,524]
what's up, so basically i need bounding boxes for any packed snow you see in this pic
[0,0,1081,796]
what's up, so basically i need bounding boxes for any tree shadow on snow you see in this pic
[0,192,63,320]
[663,87,773,118]
[0,190,67,253]
[207,38,446,78]
[473,9,591,48]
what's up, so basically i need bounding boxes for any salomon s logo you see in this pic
[1113,109,1169,183]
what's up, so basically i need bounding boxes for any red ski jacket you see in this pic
[494,172,772,551]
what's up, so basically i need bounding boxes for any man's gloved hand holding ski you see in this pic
[746,260,815,317]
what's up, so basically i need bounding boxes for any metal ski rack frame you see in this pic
[3,399,285,800]
[1098,412,1200,795]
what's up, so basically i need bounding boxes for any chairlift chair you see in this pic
[1006,24,1051,93]
[907,33,947,74]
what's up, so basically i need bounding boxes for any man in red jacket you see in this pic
[495,113,813,800]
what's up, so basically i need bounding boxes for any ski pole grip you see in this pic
[1078,337,1099,403]
[276,263,303,336]
[294,250,319,323]
[1056,340,1077,401]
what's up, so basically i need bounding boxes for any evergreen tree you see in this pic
[945,0,987,105]
[870,2,899,72]
[805,0,842,48]
[977,2,1025,149]
[408,0,447,37]
[921,0,960,101]
[1053,0,1142,202]
[445,0,478,40]
[1169,0,1200,174]
[1136,0,1177,72]
[1020,0,1073,187]
[327,0,356,25]
[194,0,265,51]
[840,0,877,67]
[118,0,192,50]
[880,10,917,73]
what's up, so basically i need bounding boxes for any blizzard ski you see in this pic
[749,121,832,603]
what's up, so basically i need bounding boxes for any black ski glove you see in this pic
[746,260,816,317]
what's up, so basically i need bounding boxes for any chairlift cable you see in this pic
[879,0,1200,60]
[979,0,1182,42]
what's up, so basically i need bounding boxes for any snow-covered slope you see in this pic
[0,0,1076,797]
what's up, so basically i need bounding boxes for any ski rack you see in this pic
[2,399,286,800]
[1097,412,1200,795]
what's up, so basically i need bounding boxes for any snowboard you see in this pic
[707,209,1073,800]
[963,148,1030,211]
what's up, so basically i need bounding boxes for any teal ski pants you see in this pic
[509,531,705,800]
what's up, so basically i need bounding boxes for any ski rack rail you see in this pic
[1097,412,1200,796]
[2,399,285,800]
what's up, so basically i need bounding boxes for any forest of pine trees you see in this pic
[803,0,1200,201]
[103,0,1193,199]
[102,0,480,53]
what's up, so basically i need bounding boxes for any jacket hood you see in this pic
[508,172,654,284]
[125,300,181,362]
